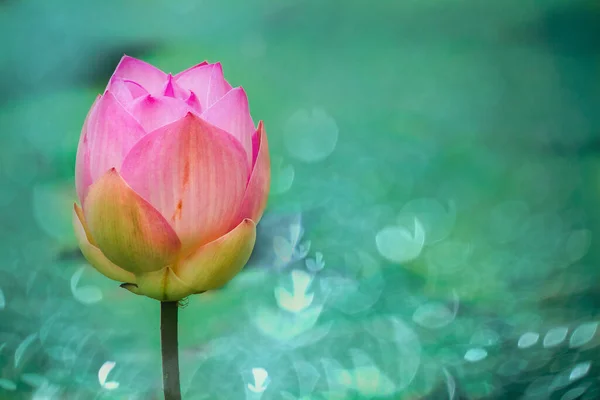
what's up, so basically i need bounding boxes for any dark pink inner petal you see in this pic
[186,92,202,114]
[162,74,190,100]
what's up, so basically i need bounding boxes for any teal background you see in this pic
[2,0,600,398]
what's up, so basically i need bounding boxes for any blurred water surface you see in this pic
[2,0,600,398]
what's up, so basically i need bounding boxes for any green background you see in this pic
[1,0,600,398]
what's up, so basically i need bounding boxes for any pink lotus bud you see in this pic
[73,56,270,301]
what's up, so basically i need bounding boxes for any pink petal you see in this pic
[106,78,150,108]
[107,78,134,106]
[162,74,190,99]
[83,169,182,274]
[77,92,147,203]
[251,122,261,166]
[206,63,232,108]
[175,64,213,107]
[121,113,250,251]
[201,87,254,164]
[123,79,148,99]
[236,121,270,224]
[174,61,208,78]
[111,55,167,94]
[175,63,232,110]
[186,92,202,113]
[75,95,100,205]
[129,94,191,132]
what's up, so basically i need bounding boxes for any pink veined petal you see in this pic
[201,87,254,165]
[111,55,167,94]
[206,63,232,108]
[129,94,192,133]
[77,92,147,203]
[175,63,232,110]
[75,95,100,205]
[162,74,190,100]
[121,113,250,252]
[236,121,270,224]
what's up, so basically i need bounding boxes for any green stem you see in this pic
[161,301,182,400]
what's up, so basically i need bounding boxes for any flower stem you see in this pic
[161,301,182,400]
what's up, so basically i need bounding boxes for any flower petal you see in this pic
[205,63,232,108]
[76,92,147,204]
[75,95,99,205]
[129,94,191,132]
[124,80,148,98]
[123,267,194,301]
[111,55,167,94]
[174,61,208,78]
[237,121,270,223]
[83,169,181,274]
[162,74,190,99]
[120,113,250,251]
[73,203,136,283]
[90,92,147,184]
[174,63,213,108]
[175,218,256,292]
[107,78,134,105]
[201,87,254,164]
[175,63,232,110]
[107,78,149,106]
[186,92,202,113]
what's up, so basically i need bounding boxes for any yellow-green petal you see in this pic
[72,203,136,283]
[176,218,256,292]
[122,267,193,301]
[83,168,181,274]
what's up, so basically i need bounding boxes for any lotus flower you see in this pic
[73,56,270,301]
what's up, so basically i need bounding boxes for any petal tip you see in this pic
[164,74,176,96]
[242,218,255,226]
[120,282,139,294]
